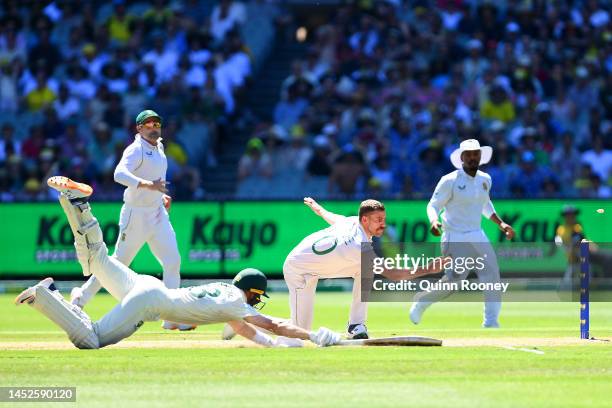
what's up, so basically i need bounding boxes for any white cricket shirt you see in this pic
[427,169,496,233]
[166,282,260,325]
[114,134,167,207]
[284,216,371,278]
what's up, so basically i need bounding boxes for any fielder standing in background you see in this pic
[555,205,585,289]
[70,110,193,331]
[410,139,515,328]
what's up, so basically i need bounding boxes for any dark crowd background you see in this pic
[0,0,611,202]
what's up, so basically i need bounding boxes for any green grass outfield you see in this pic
[1,292,611,408]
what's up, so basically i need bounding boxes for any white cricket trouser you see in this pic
[78,204,181,305]
[58,200,180,348]
[283,263,367,331]
[413,229,501,325]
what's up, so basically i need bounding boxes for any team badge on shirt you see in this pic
[483,183,488,191]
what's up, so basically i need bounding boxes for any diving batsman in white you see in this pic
[15,177,342,349]
[410,139,515,328]
[70,110,191,331]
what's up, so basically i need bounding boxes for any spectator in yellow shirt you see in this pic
[25,72,56,111]
[107,2,134,45]
[480,85,516,123]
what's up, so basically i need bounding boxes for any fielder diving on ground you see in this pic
[14,177,342,349]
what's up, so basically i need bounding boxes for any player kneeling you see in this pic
[14,177,340,349]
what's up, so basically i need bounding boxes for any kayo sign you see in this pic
[0,200,608,278]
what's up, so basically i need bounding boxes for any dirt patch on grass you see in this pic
[1,337,610,350]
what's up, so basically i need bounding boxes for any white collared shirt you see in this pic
[114,134,167,207]
[285,216,371,278]
[427,169,496,233]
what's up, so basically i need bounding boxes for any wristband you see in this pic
[252,331,275,347]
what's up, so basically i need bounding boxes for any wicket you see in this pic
[579,240,590,339]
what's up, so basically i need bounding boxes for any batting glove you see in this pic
[309,327,341,347]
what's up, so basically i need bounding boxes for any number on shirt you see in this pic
[190,287,221,299]
[311,235,338,255]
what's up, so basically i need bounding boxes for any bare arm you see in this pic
[233,316,340,347]
[489,213,515,240]
[244,314,311,340]
[227,320,277,347]
[304,197,346,225]
[228,320,257,338]
[162,194,172,210]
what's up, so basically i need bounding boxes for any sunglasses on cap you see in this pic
[141,121,162,128]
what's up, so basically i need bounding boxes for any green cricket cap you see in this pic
[232,268,269,298]
[135,109,163,125]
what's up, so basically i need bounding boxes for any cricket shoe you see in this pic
[347,323,368,339]
[14,277,56,305]
[162,321,197,331]
[482,322,500,328]
[221,323,236,340]
[47,176,93,201]
[409,302,427,325]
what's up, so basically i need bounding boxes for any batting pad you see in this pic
[58,195,87,240]
[32,286,99,349]
[58,195,102,276]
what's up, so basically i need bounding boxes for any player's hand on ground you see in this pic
[304,197,324,216]
[500,222,515,240]
[309,327,341,347]
[162,194,172,211]
[430,220,442,236]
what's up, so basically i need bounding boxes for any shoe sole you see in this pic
[47,176,93,199]
[162,322,197,331]
[14,277,54,305]
[14,287,35,305]
[162,322,178,330]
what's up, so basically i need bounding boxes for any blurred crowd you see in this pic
[0,0,280,201]
[1,1,611,202]
[238,0,612,199]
